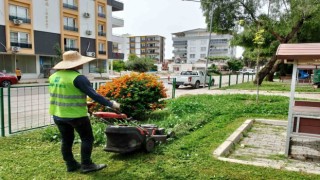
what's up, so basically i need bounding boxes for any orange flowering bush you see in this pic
[91,73,167,120]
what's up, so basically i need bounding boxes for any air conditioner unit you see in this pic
[11,46,20,52]
[83,12,90,18]
[85,30,92,35]
[86,52,95,57]
[13,19,23,25]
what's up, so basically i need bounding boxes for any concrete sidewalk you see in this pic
[216,119,320,175]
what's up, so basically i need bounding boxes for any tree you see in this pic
[111,60,126,72]
[227,58,244,72]
[125,56,155,73]
[201,0,320,84]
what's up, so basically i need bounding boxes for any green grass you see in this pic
[0,94,318,179]
[220,81,320,92]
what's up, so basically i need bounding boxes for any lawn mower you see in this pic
[90,104,174,154]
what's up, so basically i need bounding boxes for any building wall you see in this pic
[172,29,235,64]
[32,0,60,33]
[0,0,124,79]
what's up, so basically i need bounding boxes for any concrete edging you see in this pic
[213,119,254,157]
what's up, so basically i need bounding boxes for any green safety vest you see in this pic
[49,70,87,118]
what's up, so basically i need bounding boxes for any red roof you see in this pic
[276,43,320,60]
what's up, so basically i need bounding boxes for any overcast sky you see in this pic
[112,0,207,59]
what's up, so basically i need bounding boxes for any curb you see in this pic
[213,119,254,157]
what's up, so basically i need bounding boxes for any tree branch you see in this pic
[284,14,312,43]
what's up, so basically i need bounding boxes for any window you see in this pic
[65,38,77,48]
[201,47,206,52]
[200,54,206,58]
[98,24,104,32]
[190,54,195,58]
[97,4,106,18]
[10,31,31,48]
[99,43,105,51]
[64,17,77,31]
[190,47,196,52]
[63,0,76,6]
[98,5,104,14]
[9,4,28,19]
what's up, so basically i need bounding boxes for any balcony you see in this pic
[112,16,124,28]
[98,13,106,18]
[64,25,78,32]
[109,52,124,59]
[9,15,31,24]
[173,41,188,46]
[107,0,124,11]
[10,42,32,48]
[64,47,79,51]
[63,3,78,10]
[98,51,106,55]
[98,31,106,36]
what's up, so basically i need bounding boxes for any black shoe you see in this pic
[67,162,81,172]
[81,163,107,173]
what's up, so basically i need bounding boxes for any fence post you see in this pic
[0,88,4,137]
[242,74,244,83]
[208,76,212,90]
[8,86,11,134]
[228,74,231,86]
[219,74,222,88]
[236,74,239,84]
[172,78,176,99]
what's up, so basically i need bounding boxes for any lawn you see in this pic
[220,81,320,92]
[0,94,318,179]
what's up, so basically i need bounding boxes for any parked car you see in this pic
[168,70,214,89]
[238,68,256,74]
[0,72,18,87]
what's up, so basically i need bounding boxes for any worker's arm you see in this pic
[73,75,113,107]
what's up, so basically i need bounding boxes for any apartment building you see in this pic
[172,28,236,69]
[0,0,124,79]
[126,35,165,63]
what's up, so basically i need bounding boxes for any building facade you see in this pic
[126,35,165,63]
[0,0,124,79]
[172,28,236,65]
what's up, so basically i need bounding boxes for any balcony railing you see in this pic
[98,51,106,55]
[63,3,78,10]
[110,52,124,59]
[9,15,31,23]
[10,42,32,48]
[98,31,106,36]
[64,47,79,51]
[98,13,106,18]
[64,26,78,32]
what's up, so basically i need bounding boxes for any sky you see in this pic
[112,0,208,59]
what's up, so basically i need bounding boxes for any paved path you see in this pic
[172,87,320,100]
[223,119,320,175]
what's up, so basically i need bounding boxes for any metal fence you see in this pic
[0,75,255,137]
[0,81,108,137]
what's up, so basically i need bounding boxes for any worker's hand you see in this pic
[111,100,121,110]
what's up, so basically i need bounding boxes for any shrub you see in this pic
[91,73,167,120]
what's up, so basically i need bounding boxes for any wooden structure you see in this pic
[276,43,320,156]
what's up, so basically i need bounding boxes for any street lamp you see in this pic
[182,0,214,87]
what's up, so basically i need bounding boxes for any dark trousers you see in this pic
[54,117,94,165]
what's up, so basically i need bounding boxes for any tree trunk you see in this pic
[267,59,283,81]
[254,54,277,85]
